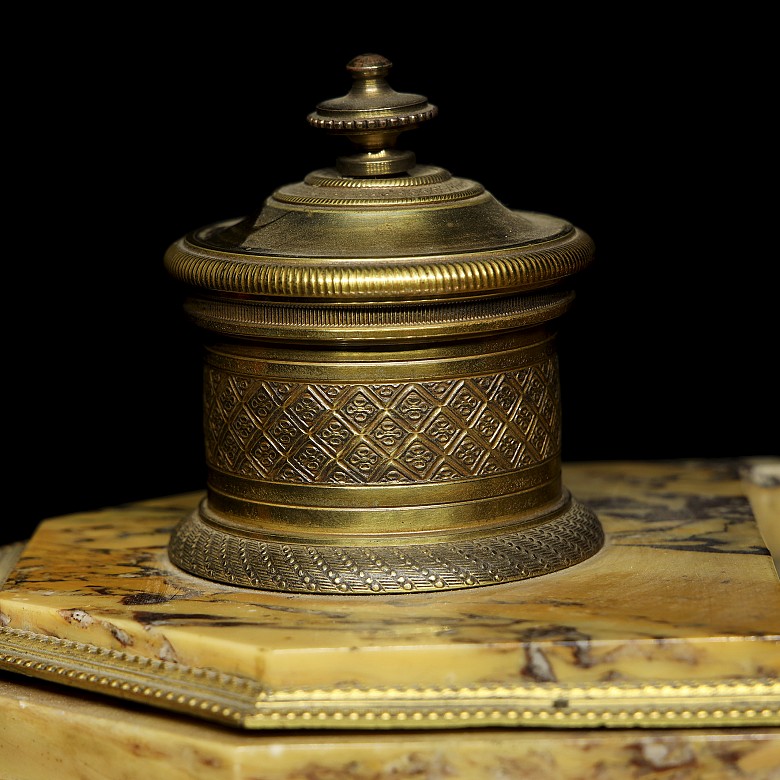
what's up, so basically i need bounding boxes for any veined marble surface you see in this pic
[0,459,778,730]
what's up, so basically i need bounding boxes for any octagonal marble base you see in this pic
[1,459,779,776]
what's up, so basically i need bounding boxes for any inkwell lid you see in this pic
[163,53,595,333]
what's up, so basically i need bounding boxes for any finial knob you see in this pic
[307,54,438,176]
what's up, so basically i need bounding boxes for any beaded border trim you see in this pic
[1,627,778,730]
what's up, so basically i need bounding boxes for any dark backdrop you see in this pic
[6,14,775,546]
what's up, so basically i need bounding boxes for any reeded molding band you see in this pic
[164,221,594,301]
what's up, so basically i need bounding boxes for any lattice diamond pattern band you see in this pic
[205,358,561,486]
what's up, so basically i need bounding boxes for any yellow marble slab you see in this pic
[2,674,779,780]
[1,459,778,731]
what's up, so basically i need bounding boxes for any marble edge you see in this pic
[0,541,26,590]
[1,626,778,731]
[740,458,780,574]
[740,458,780,487]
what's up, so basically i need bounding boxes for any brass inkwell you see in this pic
[2,56,778,747]
[165,53,604,593]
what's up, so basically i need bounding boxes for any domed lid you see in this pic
[165,53,594,303]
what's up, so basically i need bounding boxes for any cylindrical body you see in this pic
[200,331,564,537]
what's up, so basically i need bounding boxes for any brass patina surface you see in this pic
[164,54,603,592]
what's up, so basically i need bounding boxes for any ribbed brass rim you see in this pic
[165,226,594,301]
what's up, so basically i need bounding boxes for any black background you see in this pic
[6,13,776,546]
